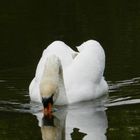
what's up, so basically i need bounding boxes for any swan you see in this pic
[29,40,108,112]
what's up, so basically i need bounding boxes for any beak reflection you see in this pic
[42,115,54,126]
[41,114,62,140]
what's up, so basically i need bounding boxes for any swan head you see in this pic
[42,95,54,115]
[41,83,58,115]
[40,55,61,115]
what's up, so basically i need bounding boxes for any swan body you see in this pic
[29,40,108,105]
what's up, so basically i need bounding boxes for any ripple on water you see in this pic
[107,77,140,107]
[0,100,31,113]
[0,77,140,113]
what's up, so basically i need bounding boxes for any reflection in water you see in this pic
[65,102,107,140]
[71,128,87,140]
[41,115,63,140]
[32,100,108,140]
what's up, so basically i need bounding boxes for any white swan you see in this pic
[29,40,108,110]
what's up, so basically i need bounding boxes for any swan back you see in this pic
[64,40,107,103]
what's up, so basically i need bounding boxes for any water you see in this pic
[0,68,140,139]
[0,0,140,140]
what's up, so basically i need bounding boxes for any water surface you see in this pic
[0,68,140,139]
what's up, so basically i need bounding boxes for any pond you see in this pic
[0,0,140,140]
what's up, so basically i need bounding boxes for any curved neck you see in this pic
[54,65,68,105]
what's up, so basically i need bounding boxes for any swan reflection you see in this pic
[32,101,108,140]
[41,115,63,140]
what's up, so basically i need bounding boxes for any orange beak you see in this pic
[42,96,53,116]
[43,103,52,116]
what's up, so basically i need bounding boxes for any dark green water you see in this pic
[0,0,140,140]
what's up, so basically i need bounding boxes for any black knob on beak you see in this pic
[42,95,53,108]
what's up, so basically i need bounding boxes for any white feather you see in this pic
[29,40,108,105]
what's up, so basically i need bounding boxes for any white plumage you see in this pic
[29,40,108,105]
